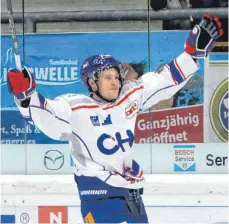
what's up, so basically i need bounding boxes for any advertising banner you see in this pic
[135,105,204,144]
[1,32,149,108]
[149,143,228,174]
[1,144,26,174]
[16,207,38,224]
[1,204,228,224]
[68,207,83,224]
[38,206,68,224]
[1,31,204,145]
[26,144,72,174]
[0,207,15,224]
[0,110,65,144]
[1,142,226,175]
[204,53,228,143]
[1,32,204,107]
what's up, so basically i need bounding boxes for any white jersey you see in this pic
[16,52,198,191]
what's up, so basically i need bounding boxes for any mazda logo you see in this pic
[44,150,64,170]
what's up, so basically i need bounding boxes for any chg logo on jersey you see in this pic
[125,100,138,118]
[97,129,134,155]
[210,79,228,142]
[174,145,196,172]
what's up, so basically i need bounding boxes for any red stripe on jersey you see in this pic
[72,85,143,111]
[117,85,144,106]
[72,105,99,111]
[165,64,178,85]
[174,59,186,79]
[103,85,144,110]
[103,104,114,110]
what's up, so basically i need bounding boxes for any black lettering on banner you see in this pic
[206,154,228,166]
[206,154,214,166]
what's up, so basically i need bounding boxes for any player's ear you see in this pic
[88,78,98,92]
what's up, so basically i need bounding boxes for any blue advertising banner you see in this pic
[1,110,67,144]
[1,31,204,107]
[1,31,204,144]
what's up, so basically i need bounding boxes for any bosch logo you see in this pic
[125,101,138,118]
[174,145,196,172]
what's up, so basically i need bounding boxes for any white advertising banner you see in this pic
[0,206,15,224]
[146,206,228,224]
[148,143,228,174]
[1,205,227,224]
[15,206,38,224]
[68,206,83,224]
[1,143,227,174]
[204,53,228,142]
[26,144,73,174]
[1,144,26,174]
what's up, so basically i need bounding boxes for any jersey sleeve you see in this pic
[15,92,72,140]
[139,52,199,111]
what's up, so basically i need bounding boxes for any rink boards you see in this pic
[1,174,228,223]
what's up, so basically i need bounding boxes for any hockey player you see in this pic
[7,14,223,223]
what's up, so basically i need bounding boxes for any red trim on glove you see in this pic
[219,29,224,36]
[204,13,211,19]
[184,40,196,54]
[213,16,219,22]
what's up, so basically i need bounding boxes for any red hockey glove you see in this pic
[185,13,224,58]
[7,67,36,101]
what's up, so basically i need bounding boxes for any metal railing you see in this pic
[1,8,228,33]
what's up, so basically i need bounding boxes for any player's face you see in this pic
[97,68,120,101]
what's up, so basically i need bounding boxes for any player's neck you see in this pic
[91,93,105,103]
[91,92,116,104]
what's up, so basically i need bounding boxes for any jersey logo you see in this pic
[90,116,100,126]
[90,114,112,126]
[125,100,138,118]
[101,114,112,125]
[97,130,134,155]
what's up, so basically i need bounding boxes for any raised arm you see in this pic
[140,52,198,110]
[140,13,223,111]
[8,67,72,140]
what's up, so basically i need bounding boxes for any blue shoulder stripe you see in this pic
[37,93,46,109]
[168,60,185,84]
